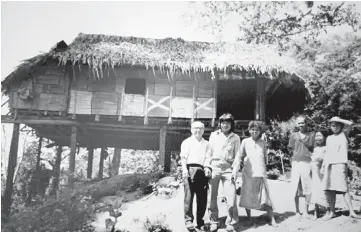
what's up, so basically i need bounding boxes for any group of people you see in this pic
[180,113,276,232]
[289,115,360,221]
[180,113,360,232]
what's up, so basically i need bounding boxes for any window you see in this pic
[124,78,146,95]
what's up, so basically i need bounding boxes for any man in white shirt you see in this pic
[181,121,212,231]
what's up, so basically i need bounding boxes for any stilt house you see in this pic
[1,33,308,183]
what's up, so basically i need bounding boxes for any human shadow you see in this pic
[216,211,296,231]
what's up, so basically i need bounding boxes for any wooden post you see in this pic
[191,82,196,123]
[159,125,171,172]
[35,137,43,195]
[111,148,121,176]
[68,126,77,188]
[255,77,266,121]
[50,145,62,197]
[87,147,94,179]
[98,148,105,179]
[118,88,124,122]
[212,70,218,127]
[2,123,20,221]
[168,85,173,124]
[144,87,149,125]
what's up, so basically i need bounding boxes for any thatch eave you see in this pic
[2,33,309,95]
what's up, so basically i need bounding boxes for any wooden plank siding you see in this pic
[9,65,216,120]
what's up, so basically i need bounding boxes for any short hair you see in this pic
[218,113,235,132]
[315,128,330,138]
[191,121,205,129]
[248,121,265,132]
[296,115,309,125]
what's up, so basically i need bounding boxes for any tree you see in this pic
[185,1,360,51]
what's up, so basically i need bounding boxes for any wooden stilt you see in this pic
[159,125,171,172]
[2,123,20,221]
[87,147,94,179]
[111,148,121,176]
[68,126,77,188]
[35,136,43,195]
[50,145,62,196]
[98,148,105,179]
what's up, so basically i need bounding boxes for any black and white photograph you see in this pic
[1,1,361,232]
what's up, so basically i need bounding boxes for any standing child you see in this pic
[321,116,360,220]
[309,129,329,220]
[233,121,277,226]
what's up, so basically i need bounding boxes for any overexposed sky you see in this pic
[1,1,214,80]
[2,1,361,80]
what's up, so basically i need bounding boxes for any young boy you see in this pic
[181,121,212,231]
[208,113,241,232]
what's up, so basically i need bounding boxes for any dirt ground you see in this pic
[92,179,361,232]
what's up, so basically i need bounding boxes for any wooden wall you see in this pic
[9,65,68,114]
[68,66,217,120]
[8,64,216,121]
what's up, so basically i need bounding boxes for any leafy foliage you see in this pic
[185,2,360,51]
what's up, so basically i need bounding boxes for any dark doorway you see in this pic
[217,79,256,120]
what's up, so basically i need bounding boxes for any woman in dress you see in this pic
[321,116,360,220]
[309,129,329,220]
[232,121,277,226]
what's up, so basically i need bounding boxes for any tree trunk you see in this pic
[50,145,62,197]
[111,148,121,176]
[2,123,20,221]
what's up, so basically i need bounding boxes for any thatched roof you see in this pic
[2,33,304,93]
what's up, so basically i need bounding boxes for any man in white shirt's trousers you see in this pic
[180,121,212,231]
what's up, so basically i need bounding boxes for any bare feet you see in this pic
[312,214,318,221]
[270,218,279,227]
[349,213,361,219]
[321,212,335,221]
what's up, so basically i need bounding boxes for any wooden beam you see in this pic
[191,81,196,123]
[168,84,173,124]
[50,145,62,197]
[212,71,218,127]
[68,126,77,188]
[144,87,149,125]
[254,77,266,121]
[159,125,166,167]
[112,148,121,176]
[159,125,171,172]
[2,123,20,221]
[1,115,79,126]
[98,148,105,179]
[35,137,43,196]
[87,147,94,179]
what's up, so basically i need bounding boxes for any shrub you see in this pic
[142,215,172,232]
[267,168,281,180]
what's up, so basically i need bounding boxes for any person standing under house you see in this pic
[321,117,361,220]
[309,129,329,220]
[181,121,212,231]
[233,121,277,226]
[208,113,241,232]
[288,115,315,218]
